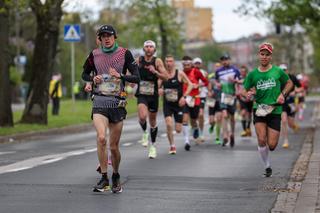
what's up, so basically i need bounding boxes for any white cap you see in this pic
[279,64,288,70]
[192,57,202,64]
[143,40,156,48]
[297,74,303,80]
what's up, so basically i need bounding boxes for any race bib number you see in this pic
[255,104,275,117]
[164,88,178,102]
[207,97,216,107]
[139,81,155,95]
[185,96,195,107]
[221,93,235,106]
[98,77,121,96]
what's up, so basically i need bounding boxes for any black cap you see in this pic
[97,25,117,38]
[220,53,230,60]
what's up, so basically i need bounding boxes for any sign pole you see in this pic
[71,42,75,103]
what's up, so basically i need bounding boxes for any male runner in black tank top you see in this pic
[159,55,193,155]
[135,40,168,159]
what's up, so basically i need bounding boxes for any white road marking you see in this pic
[0,151,16,155]
[0,148,97,175]
[122,143,132,147]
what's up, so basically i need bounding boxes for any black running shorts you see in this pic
[199,98,206,109]
[92,107,127,123]
[209,101,221,116]
[163,103,183,123]
[253,110,281,132]
[183,105,200,119]
[137,95,159,113]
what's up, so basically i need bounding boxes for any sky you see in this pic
[63,0,269,42]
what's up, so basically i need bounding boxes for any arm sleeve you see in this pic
[122,50,140,83]
[196,69,209,86]
[81,52,96,82]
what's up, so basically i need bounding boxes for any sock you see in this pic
[241,120,246,131]
[183,124,190,144]
[150,126,158,144]
[139,121,147,132]
[258,146,271,168]
[215,123,221,139]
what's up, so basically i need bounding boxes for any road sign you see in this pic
[64,25,81,42]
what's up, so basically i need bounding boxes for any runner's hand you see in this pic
[93,75,103,84]
[109,68,120,78]
[84,83,92,92]
[146,65,156,74]
[277,93,285,104]
[179,96,186,107]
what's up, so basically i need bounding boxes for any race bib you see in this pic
[98,76,121,96]
[255,104,275,117]
[221,93,235,106]
[185,96,195,107]
[139,81,155,95]
[164,88,178,102]
[207,97,216,107]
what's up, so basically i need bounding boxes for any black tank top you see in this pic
[136,56,158,96]
[163,70,183,104]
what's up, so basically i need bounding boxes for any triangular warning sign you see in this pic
[64,25,80,40]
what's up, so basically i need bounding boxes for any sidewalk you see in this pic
[272,100,320,213]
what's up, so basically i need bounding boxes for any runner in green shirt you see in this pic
[242,42,293,177]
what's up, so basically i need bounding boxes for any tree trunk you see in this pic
[0,1,13,127]
[154,0,168,60]
[20,0,64,124]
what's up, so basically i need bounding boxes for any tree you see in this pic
[236,0,320,77]
[0,0,13,127]
[20,0,64,124]
[128,0,183,59]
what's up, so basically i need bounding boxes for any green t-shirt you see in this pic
[243,65,289,114]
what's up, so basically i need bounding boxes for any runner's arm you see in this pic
[122,50,140,83]
[180,71,193,96]
[82,52,96,82]
[155,58,169,81]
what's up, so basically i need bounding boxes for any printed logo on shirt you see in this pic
[257,78,276,90]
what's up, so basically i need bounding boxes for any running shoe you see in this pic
[208,125,214,134]
[230,135,235,147]
[148,144,157,159]
[282,139,289,148]
[184,143,191,151]
[193,128,199,139]
[111,173,123,193]
[93,176,110,192]
[292,124,300,133]
[215,138,221,145]
[141,132,149,147]
[169,146,177,155]
[240,130,247,137]
[246,128,252,137]
[222,138,228,147]
[263,167,272,177]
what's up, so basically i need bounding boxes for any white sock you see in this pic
[258,146,270,168]
[183,125,190,144]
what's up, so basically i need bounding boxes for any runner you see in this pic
[135,40,168,159]
[82,25,140,192]
[237,65,253,137]
[279,64,302,148]
[193,57,209,142]
[215,54,241,147]
[242,43,293,177]
[159,55,193,154]
[181,56,208,151]
[296,74,307,121]
[208,72,223,145]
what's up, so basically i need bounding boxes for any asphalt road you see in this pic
[0,102,315,213]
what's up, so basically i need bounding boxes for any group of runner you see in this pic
[82,25,307,193]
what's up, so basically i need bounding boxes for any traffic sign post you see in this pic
[64,24,81,103]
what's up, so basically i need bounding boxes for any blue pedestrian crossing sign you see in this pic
[64,25,81,42]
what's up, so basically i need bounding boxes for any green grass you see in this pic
[0,98,139,136]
